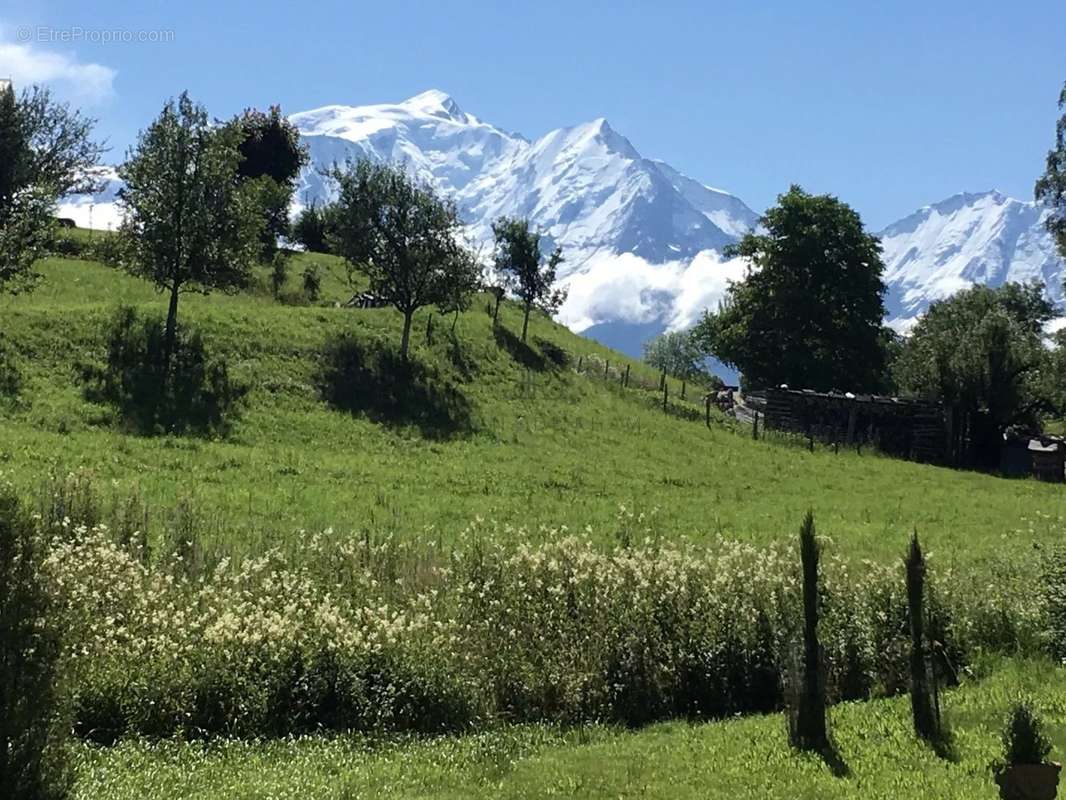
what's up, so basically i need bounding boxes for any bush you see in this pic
[82,306,247,436]
[0,486,70,799]
[0,334,21,397]
[1001,701,1052,765]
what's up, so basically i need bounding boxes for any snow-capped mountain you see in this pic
[878,191,1063,328]
[289,90,758,267]
[58,90,1065,371]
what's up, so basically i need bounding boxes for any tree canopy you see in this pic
[118,92,261,373]
[1035,80,1066,261]
[0,83,104,294]
[642,329,721,387]
[893,281,1056,469]
[492,217,565,342]
[328,158,474,359]
[693,185,887,392]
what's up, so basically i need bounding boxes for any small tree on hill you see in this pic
[292,201,335,253]
[0,486,70,799]
[642,329,721,387]
[437,248,483,333]
[328,159,472,359]
[906,531,940,741]
[118,92,261,377]
[492,216,566,343]
[1036,80,1066,260]
[789,510,828,751]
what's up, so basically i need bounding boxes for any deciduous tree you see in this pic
[328,159,472,359]
[1036,80,1066,260]
[492,217,565,343]
[118,92,261,376]
[693,186,887,391]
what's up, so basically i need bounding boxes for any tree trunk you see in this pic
[400,308,414,360]
[521,302,531,343]
[493,292,502,325]
[162,282,180,382]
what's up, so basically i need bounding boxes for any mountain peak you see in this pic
[402,89,465,120]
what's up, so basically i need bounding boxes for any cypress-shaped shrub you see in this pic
[906,531,940,740]
[789,510,828,750]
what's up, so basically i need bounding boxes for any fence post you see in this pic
[681,381,686,400]
[577,355,583,373]
[663,381,668,413]
[624,364,630,388]
[605,359,610,378]
[753,410,759,440]
[659,370,666,391]
[705,395,711,428]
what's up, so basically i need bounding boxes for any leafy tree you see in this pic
[893,282,1055,469]
[1035,80,1066,260]
[118,92,261,376]
[693,186,887,391]
[0,486,70,800]
[292,201,335,253]
[270,251,290,298]
[492,217,566,343]
[233,106,307,255]
[642,329,721,387]
[0,82,104,294]
[328,159,472,359]
[437,248,483,333]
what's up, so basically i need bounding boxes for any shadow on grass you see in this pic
[927,726,960,763]
[534,338,571,369]
[815,742,851,779]
[493,324,548,371]
[317,333,475,440]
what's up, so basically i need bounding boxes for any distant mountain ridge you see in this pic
[58,90,1065,366]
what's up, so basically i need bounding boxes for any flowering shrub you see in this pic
[28,501,1047,741]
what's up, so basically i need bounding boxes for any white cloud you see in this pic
[557,249,747,334]
[0,32,116,105]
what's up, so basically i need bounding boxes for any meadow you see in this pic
[2,251,1066,562]
[4,244,1066,798]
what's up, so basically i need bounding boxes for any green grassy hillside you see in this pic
[2,249,1065,560]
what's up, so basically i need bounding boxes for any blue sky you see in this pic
[2,0,1064,229]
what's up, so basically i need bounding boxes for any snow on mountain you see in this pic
[878,191,1064,328]
[56,90,1065,374]
[290,90,755,268]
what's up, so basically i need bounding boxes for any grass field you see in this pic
[70,659,1066,799]
[2,252,1066,561]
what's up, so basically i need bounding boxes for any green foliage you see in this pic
[118,91,262,374]
[0,486,70,800]
[328,159,474,358]
[492,217,566,343]
[234,105,306,187]
[693,185,887,391]
[906,532,940,741]
[269,250,289,299]
[1001,700,1053,766]
[0,83,104,295]
[790,511,828,751]
[81,306,247,436]
[301,262,322,303]
[894,282,1055,468]
[291,201,336,253]
[642,329,721,387]
[1035,81,1066,261]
